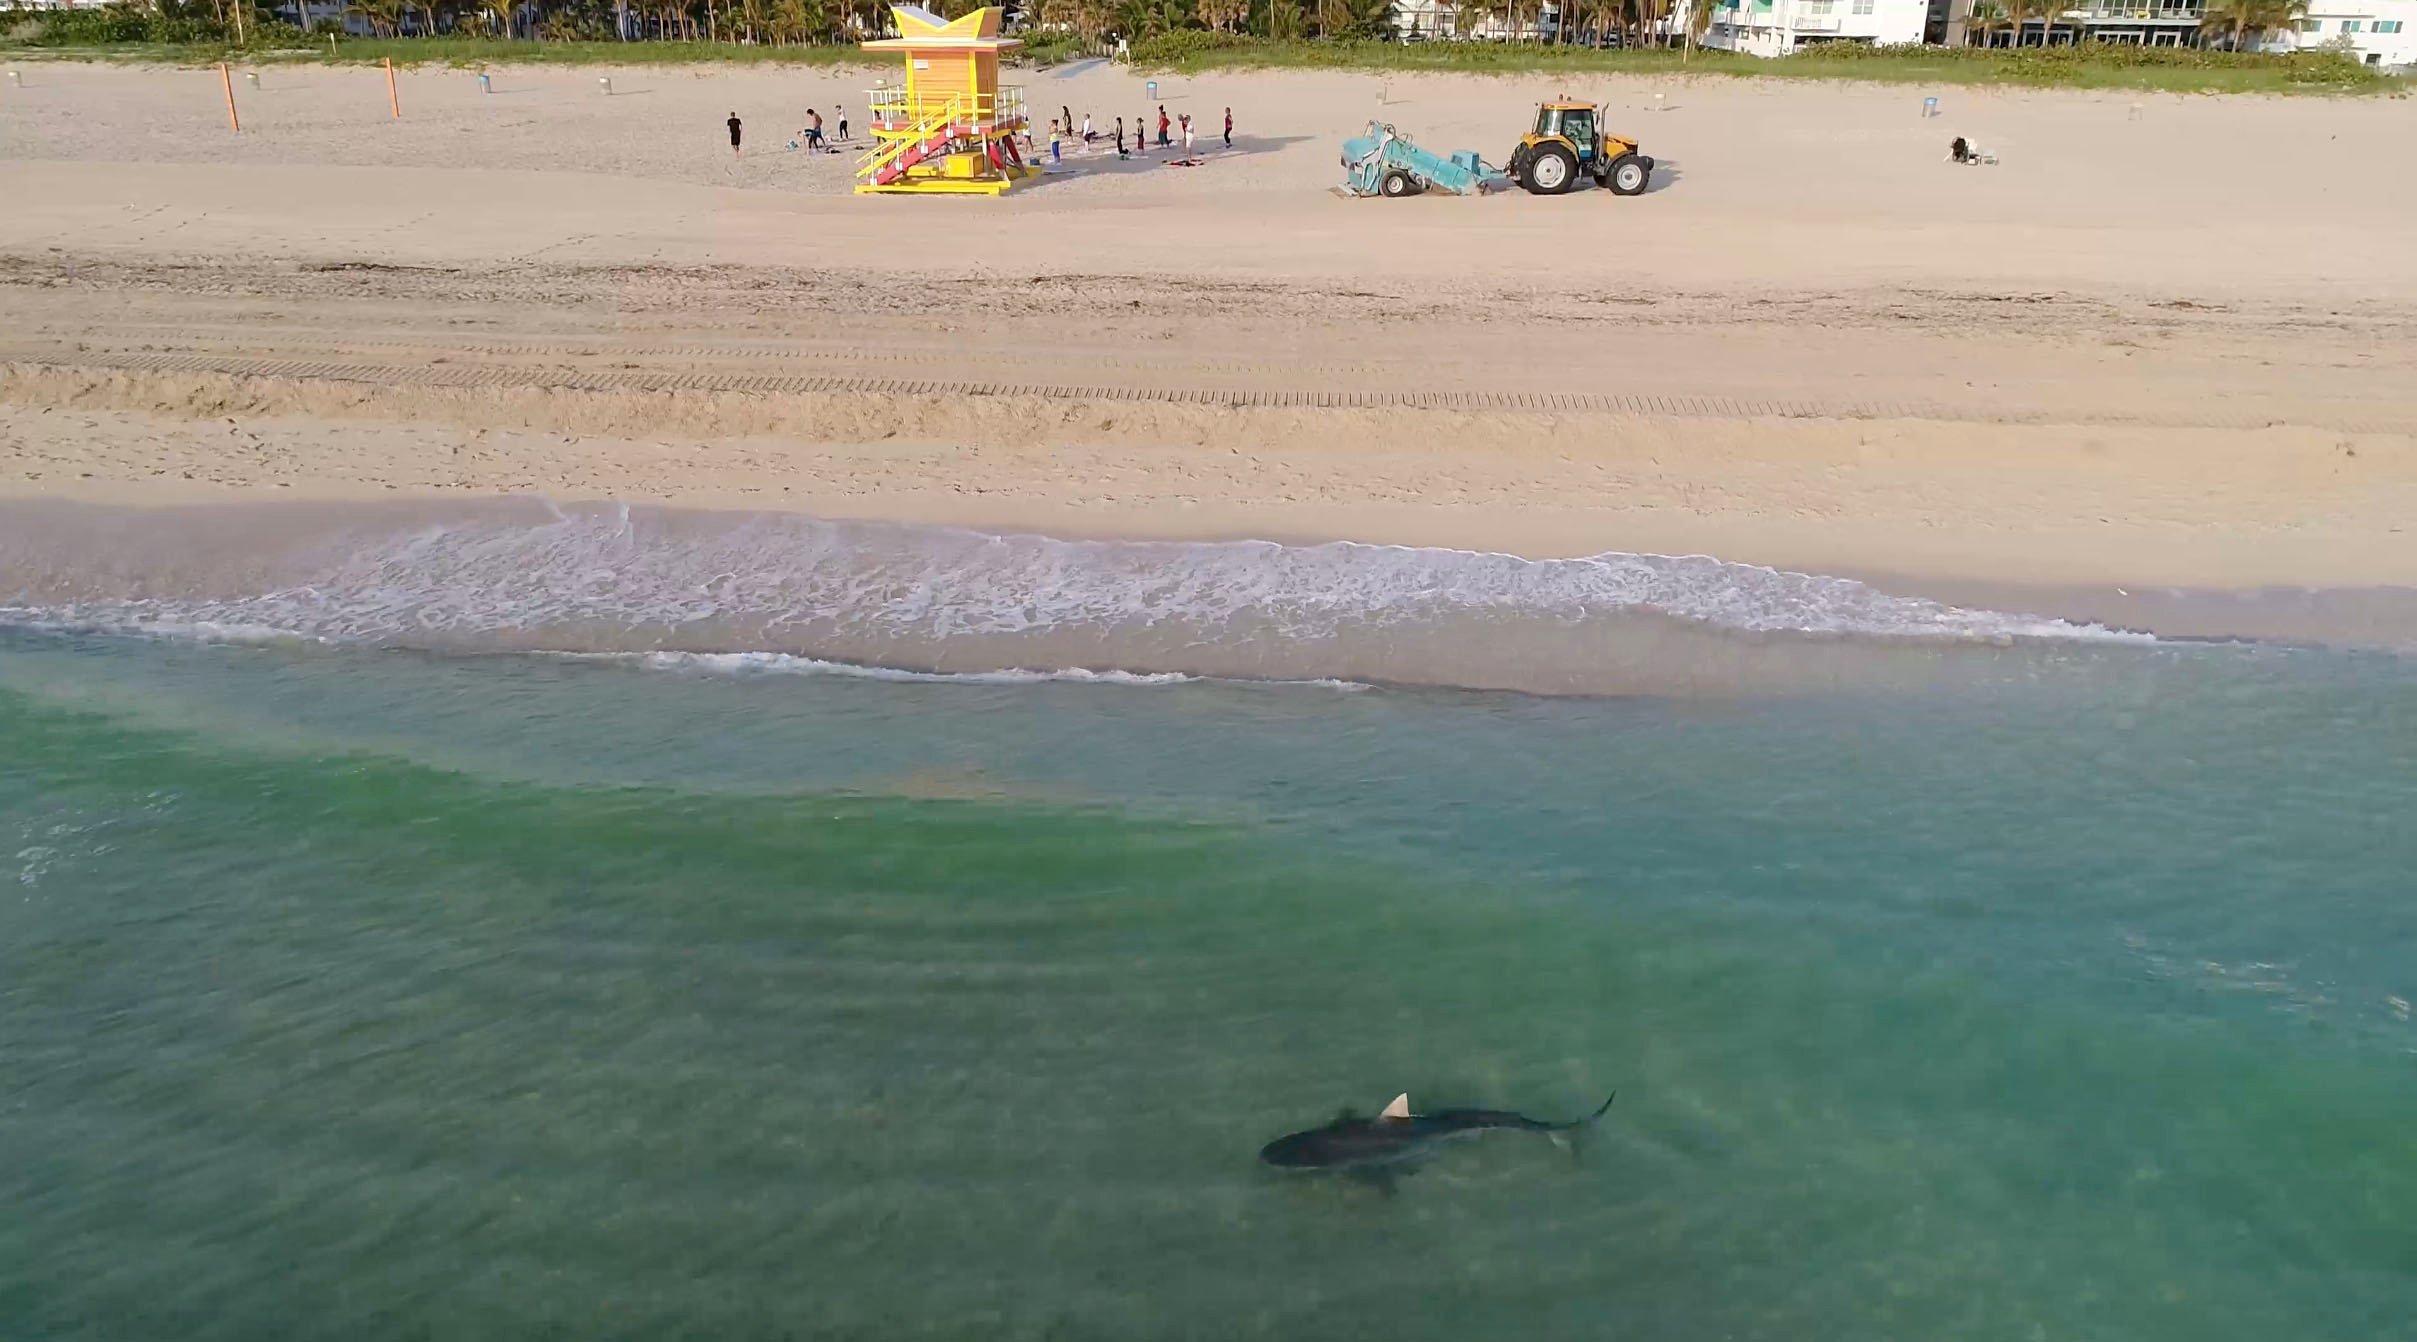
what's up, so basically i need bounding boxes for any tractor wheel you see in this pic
[1522,144,1577,196]
[1380,169,1421,198]
[1605,153,1649,197]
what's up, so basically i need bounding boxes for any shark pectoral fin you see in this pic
[1380,1093,1412,1120]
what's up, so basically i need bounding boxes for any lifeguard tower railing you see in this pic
[858,86,1026,183]
[865,86,1026,135]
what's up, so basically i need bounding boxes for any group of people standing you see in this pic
[1050,104,1235,164]
[731,97,1233,168]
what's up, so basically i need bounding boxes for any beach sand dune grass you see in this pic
[1126,36,2400,95]
[4,36,894,70]
[2,30,2401,94]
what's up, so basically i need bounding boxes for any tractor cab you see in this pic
[1508,98,1653,198]
[1534,103,1599,161]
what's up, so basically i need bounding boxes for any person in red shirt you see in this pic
[1157,106,1170,148]
[1223,107,1233,149]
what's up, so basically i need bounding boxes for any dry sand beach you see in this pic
[4,60,2417,654]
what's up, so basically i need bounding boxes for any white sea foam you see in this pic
[0,616,335,648]
[623,651,1204,687]
[616,650,1377,690]
[0,508,2146,645]
[0,508,2165,695]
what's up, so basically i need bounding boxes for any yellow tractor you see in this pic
[1506,100,1654,197]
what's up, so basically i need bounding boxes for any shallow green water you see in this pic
[3,631,2413,1340]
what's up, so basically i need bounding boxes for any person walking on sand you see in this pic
[1115,116,1127,159]
[1180,112,1194,159]
[805,107,825,150]
[1224,106,1233,149]
[1157,105,1170,147]
[1082,111,1094,144]
[1138,109,1149,152]
[836,106,849,142]
[1050,119,1062,164]
[727,112,743,160]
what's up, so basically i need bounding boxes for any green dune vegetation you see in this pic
[2,0,2395,91]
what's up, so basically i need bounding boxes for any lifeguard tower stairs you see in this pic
[856,5,1035,196]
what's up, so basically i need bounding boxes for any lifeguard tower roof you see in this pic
[862,4,1021,51]
[855,5,1034,195]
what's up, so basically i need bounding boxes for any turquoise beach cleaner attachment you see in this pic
[1338,121,1509,199]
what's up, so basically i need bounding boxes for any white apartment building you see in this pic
[1688,0,1929,54]
[1388,0,1467,38]
[1387,0,1561,40]
[2272,0,2416,68]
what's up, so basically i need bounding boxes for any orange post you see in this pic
[384,57,400,119]
[220,62,240,133]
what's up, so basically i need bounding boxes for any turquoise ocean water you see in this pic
[4,514,2416,1340]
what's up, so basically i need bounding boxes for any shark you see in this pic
[1258,1090,1617,1186]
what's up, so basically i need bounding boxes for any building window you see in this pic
[2295,17,2319,29]
[1803,0,1834,13]
[1853,0,1872,12]
[2373,19,2402,32]
[2340,18,2361,30]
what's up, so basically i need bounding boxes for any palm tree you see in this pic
[1552,0,1580,42]
[1683,0,1715,53]
[1962,0,2002,43]
[2200,0,2305,49]
[1634,0,1666,46]
[1998,0,2031,45]
[347,0,404,33]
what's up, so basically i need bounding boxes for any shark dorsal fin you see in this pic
[1380,1093,1412,1120]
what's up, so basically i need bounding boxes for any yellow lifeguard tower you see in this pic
[857,5,1035,196]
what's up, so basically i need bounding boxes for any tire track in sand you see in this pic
[7,349,2412,435]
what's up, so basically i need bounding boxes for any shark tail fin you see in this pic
[1380,1093,1412,1121]
[1549,1091,1616,1163]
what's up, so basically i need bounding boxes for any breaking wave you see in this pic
[0,502,2150,696]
